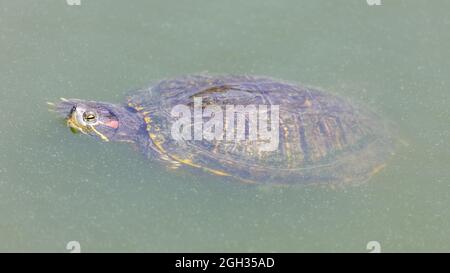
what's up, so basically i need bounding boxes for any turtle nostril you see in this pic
[68,106,76,117]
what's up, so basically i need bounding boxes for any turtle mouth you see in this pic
[49,98,89,134]
[50,98,116,141]
[66,109,88,134]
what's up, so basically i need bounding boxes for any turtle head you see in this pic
[55,98,141,143]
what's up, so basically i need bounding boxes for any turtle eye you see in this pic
[83,111,97,123]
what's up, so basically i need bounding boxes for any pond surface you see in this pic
[0,0,449,252]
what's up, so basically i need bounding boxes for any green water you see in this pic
[1,0,449,252]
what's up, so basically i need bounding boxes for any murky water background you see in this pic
[0,0,449,252]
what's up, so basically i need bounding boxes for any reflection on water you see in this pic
[0,0,449,252]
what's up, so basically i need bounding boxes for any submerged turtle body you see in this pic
[56,75,395,185]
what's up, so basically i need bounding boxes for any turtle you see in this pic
[52,74,396,185]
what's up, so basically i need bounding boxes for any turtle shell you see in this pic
[127,75,395,185]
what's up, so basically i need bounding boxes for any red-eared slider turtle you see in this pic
[53,75,395,185]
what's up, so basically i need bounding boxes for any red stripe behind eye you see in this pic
[104,120,119,129]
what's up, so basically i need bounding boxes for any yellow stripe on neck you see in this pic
[89,125,110,142]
